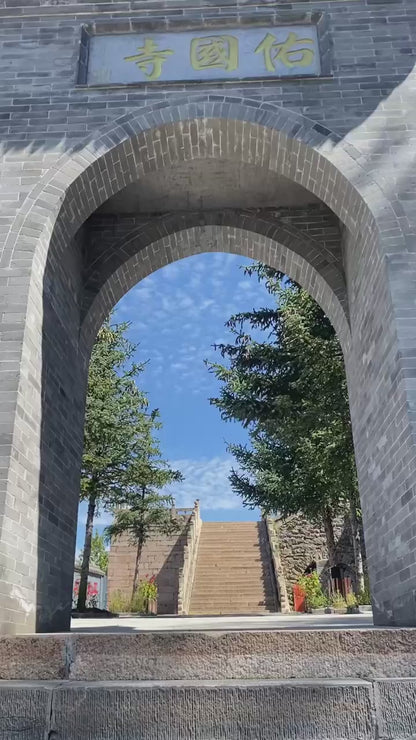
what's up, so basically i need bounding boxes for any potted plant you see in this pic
[297,573,328,614]
[131,575,158,615]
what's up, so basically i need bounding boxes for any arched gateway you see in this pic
[0,95,415,633]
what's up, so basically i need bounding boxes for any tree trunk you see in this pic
[348,497,365,594]
[323,507,337,568]
[132,540,143,601]
[77,494,96,612]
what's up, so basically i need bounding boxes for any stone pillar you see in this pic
[344,224,416,626]
[0,231,86,634]
[0,267,38,634]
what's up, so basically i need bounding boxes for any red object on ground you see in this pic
[293,584,306,612]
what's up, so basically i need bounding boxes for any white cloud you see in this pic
[77,503,113,529]
[165,457,241,511]
[237,279,253,292]
[77,457,244,540]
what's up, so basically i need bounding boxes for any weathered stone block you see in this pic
[49,679,375,740]
[0,635,68,680]
[376,678,416,739]
[0,682,50,739]
[2,630,416,683]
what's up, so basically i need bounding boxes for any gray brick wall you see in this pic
[0,0,416,632]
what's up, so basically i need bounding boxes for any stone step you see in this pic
[190,592,271,599]
[0,676,408,739]
[188,605,275,609]
[190,590,271,597]
[189,599,273,607]
[193,559,264,566]
[192,571,267,579]
[189,519,273,614]
[192,575,266,581]
[2,631,416,682]
[188,610,276,616]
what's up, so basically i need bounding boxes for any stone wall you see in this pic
[2,0,416,632]
[107,508,195,614]
[267,514,356,608]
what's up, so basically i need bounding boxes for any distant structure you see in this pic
[108,501,356,615]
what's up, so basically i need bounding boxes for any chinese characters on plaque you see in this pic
[86,26,321,85]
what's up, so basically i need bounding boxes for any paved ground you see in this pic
[71,612,374,632]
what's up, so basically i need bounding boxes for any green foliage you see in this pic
[130,577,158,613]
[85,531,109,573]
[78,318,181,611]
[297,572,328,609]
[357,584,372,605]
[81,318,148,506]
[105,408,183,551]
[130,589,146,614]
[207,263,359,533]
[345,590,358,608]
[108,578,158,614]
[331,591,347,610]
[105,410,183,598]
[108,590,130,613]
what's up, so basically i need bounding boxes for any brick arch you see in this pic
[4,97,398,275]
[81,217,350,353]
[2,97,411,633]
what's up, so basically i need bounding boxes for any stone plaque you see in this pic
[86,25,321,85]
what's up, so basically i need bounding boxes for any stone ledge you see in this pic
[1,629,416,681]
[0,678,375,740]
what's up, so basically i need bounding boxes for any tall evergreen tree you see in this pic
[106,410,183,599]
[208,264,365,589]
[77,319,148,611]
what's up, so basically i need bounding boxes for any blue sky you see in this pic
[76,253,275,552]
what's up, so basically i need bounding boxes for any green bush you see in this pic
[130,589,146,613]
[297,572,328,610]
[108,590,130,613]
[109,578,158,615]
[345,591,358,608]
[131,577,158,614]
[331,591,347,610]
[357,585,371,605]
[138,576,158,604]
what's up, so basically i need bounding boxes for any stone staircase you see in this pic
[189,521,277,615]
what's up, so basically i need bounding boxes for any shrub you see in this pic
[345,591,358,608]
[130,576,158,614]
[139,574,158,604]
[109,577,158,614]
[130,589,146,613]
[357,585,371,605]
[297,572,328,610]
[331,591,347,610]
[108,590,130,613]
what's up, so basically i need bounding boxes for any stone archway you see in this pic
[0,99,414,633]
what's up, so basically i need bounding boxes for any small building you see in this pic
[73,562,107,610]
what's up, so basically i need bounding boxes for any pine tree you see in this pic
[77,318,148,611]
[106,410,183,599]
[208,264,365,588]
